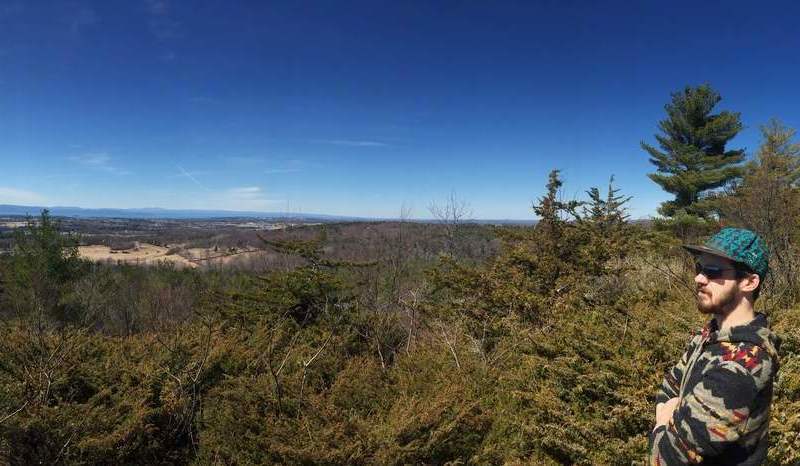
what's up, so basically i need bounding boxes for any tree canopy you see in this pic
[642,84,745,218]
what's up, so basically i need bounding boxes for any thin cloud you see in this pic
[314,139,389,147]
[228,186,267,199]
[222,186,283,211]
[264,168,301,174]
[70,153,110,167]
[69,153,131,175]
[263,158,313,174]
[175,165,210,191]
[222,156,264,164]
[0,187,46,205]
[42,173,89,180]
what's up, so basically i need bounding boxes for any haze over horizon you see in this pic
[3,1,800,220]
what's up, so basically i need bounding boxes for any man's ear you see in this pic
[738,273,760,293]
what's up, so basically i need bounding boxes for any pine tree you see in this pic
[580,176,634,277]
[532,169,581,243]
[529,170,583,294]
[4,209,87,325]
[583,175,632,227]
[642,84,745,218]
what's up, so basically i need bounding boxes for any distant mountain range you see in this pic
[0,204,542,225]
[0,204,363,222]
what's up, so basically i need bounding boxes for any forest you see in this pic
[2,85,800,465]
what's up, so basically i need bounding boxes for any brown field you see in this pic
[78,243,268,269]
[0,221,28,229]
[78,243,198,268]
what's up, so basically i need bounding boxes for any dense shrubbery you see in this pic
[4,117,800,463]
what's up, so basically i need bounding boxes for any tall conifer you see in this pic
[642,84,744,218]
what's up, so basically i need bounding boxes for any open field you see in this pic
[77,243,272,269]
[78,243,197,268]
[0,221,27,229]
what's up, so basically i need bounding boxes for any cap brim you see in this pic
[682,244,739,263]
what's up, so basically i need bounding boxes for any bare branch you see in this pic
[301,333,333,397]
[436,320,461,370]
[0,400,29,425]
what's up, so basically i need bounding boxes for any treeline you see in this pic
[1,85,800,464]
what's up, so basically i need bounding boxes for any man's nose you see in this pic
[694,272,708,285]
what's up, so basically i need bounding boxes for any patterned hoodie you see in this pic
[648,313,780,465]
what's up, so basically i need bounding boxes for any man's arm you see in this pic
[648,354,765,465]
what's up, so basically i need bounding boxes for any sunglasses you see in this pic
[694,263,743,279]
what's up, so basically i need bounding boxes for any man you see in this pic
[649,228,780,465]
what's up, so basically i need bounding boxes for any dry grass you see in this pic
[78,243,270,269]
[78,243,198,268]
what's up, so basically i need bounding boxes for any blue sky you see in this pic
[2,1,800,219]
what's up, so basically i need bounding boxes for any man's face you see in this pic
[694,253,741,315]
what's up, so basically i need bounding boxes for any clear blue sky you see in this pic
[3,1,800,219]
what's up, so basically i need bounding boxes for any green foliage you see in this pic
[261,266,353,326]
[642,84,745,219]
[651,209,719,245]
[768,307,800,465]
[578,176,636,278]
[0,326,215,464]
[583,175,631,224]
[532,169,581,249]
[4,168,800,464]
[431,171,638,325]
[2,209,89,325]
[256,232,368,326]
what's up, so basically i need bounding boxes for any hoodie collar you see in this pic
[703,313,780,360]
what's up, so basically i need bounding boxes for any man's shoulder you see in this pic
[701,341,777,388]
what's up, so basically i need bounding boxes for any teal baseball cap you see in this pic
[683,227,769,279]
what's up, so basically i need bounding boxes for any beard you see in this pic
[696,285,739,314]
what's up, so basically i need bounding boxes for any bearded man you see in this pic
[649,228,780,465]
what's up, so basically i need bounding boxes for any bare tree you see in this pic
[718,119,800,305]
[386,202,414,304]
[428,191,473,255]
[400,286,424,355]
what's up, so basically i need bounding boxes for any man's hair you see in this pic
[735,265,762,301]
